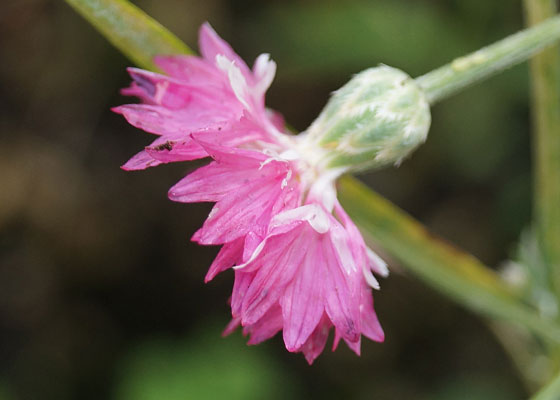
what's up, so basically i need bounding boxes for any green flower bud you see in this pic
[304,65,431,172]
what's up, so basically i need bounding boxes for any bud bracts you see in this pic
[303,65,431,172]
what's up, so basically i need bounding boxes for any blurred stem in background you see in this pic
[531,369,560,400]
[64,0,192,69]
[337,178,560,343]
[64,0,560,396]
[524,1,560,396]
[524,0,560,305]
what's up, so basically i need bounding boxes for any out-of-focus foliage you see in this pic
[0,0,534,398]
[431,375,519,400]
[0,382,15,400]
[114,322,300,400]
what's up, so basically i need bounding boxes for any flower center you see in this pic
[271,133,348,211]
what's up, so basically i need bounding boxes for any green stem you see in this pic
[416,15,560,104]
[338,176,560,344]
[64,0,192,71]
[531,370,560,400]
[524,1,560,301]
[489,322,543,392]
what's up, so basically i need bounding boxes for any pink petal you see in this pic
[245,304,283,345]
[114,104,234,137]
[269,204,331,235]
[332,328,362,355]
[169,162,257,203]
[121,149,161,171]
[300,314,331,364]
[335,201,388,285]
[181,142,295,244]
[146,120,268,166]
[154,55,225,85]
[222,316,241,337]
[204,237,244,282]
[189,133,270,165]
[265,109,286,133]
[231,270,254,317]
[322,230,361,343]
[127,68,226,109]
[144,138,207,163]
[192,177,289,244]
[199,23,252,81]
[242,232,264,262]
[121,82,156,104]
[122,134,206,171]
[281,237,324,351]
[343,336,362,356]
[360,285,385,342]
[240,226,308,324]
[334,201,365,257]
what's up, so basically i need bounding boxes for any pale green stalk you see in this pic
[416,15,560,104]
[524,1,560,299]
[64,0,560,343]
[531,370,560,400]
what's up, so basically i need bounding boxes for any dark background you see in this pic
[0,0,541,398]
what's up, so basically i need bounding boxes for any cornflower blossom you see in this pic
[116,23,391,364]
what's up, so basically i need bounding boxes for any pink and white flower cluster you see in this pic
[116,23,387,363]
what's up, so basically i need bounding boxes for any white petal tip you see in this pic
[367,248,389,277]
[363,267,381,289]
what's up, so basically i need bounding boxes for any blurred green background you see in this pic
[0,0,541,398]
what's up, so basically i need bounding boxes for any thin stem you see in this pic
[416,15,560,104]
[64,0,192,71]
[524,1,560,301]
[338,176,560,344]
[531,370,560,400]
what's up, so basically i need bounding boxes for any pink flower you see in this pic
[118,22,388,364]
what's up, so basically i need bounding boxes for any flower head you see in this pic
[117,23,390,363]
